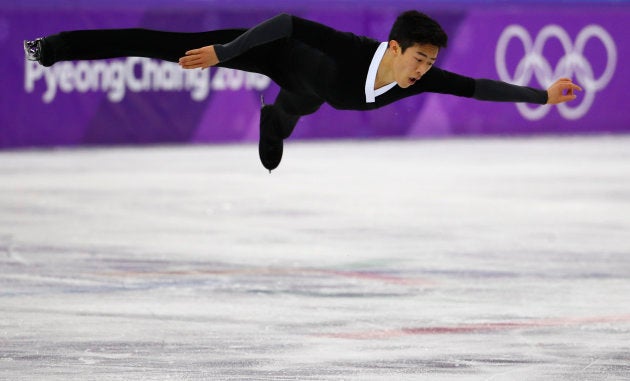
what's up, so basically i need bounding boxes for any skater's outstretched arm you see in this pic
[472,77,582,105]
[419,67,581,105]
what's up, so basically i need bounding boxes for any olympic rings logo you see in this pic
[495,24,617,120]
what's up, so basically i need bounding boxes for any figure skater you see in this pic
[24,11,582,171]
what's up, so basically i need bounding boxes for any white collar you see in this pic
[365,42,397,103]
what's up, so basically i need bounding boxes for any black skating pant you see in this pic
[41,28,325,137]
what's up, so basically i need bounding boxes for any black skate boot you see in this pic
[259,104,285,172]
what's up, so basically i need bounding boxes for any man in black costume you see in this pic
[24,11,581,171]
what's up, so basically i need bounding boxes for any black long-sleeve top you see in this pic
[214,14,548,111]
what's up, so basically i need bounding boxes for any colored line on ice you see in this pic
[319,314,630,339]
[97,267,435,286]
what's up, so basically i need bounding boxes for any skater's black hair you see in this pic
[388,10,448,52]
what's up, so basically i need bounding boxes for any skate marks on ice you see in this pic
[1,137,630,379]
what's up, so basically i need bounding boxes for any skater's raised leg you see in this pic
[25,28,246,67]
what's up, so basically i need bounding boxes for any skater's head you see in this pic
[387,11,447,88]
[388,10,448,52]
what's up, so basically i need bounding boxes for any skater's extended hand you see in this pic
[179,45,219,70]
[546,78,583,105]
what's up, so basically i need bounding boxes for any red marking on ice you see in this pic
[319,314,630,339]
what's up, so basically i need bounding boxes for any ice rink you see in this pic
[1,136,629,380]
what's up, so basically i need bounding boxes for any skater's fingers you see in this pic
[179,57,204,69]
[179,54,200,63]
[180,59,208,70]
[180,63,199,69]
[180,56,203,64]
[179,45,218,68]
[546,80,583,104]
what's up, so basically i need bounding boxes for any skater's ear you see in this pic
[388,40,402,55]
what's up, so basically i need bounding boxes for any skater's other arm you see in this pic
[179,13,357,70]
[179,14,295,69]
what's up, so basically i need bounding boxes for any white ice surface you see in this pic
[1,136,629,380]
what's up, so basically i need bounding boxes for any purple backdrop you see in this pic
[1,4,628,148]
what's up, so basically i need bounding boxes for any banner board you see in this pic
[1,4,627,148]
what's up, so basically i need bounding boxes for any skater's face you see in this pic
[390,42,439,88]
